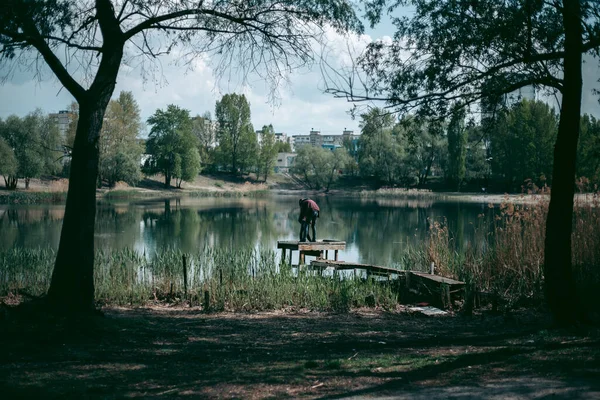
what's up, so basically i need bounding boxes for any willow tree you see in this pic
[325,0,600,324]
[0,0,361,312]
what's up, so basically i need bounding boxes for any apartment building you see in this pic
[292,128,359,151]
[49,110,74,139]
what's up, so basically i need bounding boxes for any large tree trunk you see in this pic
[47,99,110,312]
[543,0,583,325]
[46,0,123,311]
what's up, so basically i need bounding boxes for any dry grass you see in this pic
[416,189,600,312]
[48,178,69,192]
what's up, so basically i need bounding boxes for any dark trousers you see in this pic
[299,211,318,242]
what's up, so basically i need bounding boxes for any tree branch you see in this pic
[123,7,273,41]
[19,19,86,100]
[41,34,103,52]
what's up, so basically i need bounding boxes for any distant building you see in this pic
[309,129,321,147]
[293,134,311,149]
[256,129,293,149]
[274,132,287,143]
[274,152,297,173]
[49,110,74,139]
[481,85,538,123]
[291,128,359,152]
[342,129,360,157]
[192,115,217,148]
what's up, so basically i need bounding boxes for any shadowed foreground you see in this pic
[0,307,599,399]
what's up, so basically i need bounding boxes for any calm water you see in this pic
[0,196,493,266]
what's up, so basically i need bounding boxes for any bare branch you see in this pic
[19,18,86,100]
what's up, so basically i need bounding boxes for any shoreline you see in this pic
[1,186,597,205]
[1,175,597,205]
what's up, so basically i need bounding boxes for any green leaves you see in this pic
[0,137,17,181]
[257,124,278,181]
[0,110,58,187]
[490,99,558,191]
[293,146,351,190]
[215,93,256,174]
[332,1,599,119]
[99,91,144,187]
[447,108,467,190]
[146,104,201,187]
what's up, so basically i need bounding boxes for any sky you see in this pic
[0,7,599,137]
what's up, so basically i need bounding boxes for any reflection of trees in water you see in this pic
[139,199,287,254]
[320,199,496,266]
[2,197,498,267]
[0,206,63,249]
[95,203,142,250]
[325,204,428,265]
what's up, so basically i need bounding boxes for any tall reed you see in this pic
[414,191,600,310]
[0,246,398,311]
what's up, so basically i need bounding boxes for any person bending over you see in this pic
[298,198,320,242]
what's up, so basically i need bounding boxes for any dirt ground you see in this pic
[1,306,599,399]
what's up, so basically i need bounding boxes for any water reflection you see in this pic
[0,196,495,266]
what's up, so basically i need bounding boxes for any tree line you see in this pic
[0,91,292,190]
[293,99,600,193]
[0,110,64,189]
[143,93,290,187]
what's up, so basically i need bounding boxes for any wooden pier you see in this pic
[311,259,403,277]
[310,259,465,308]
[277,240,345,266]
[277,239,465,308]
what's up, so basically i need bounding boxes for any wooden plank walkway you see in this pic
[277,240,346,251]
[277,239,465,309]
[310,259,465,308]
[310,259,405,276]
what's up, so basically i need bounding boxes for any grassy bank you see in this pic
[102,188,271,200]
[0,191,68,205]
[0,247,398,311]
[0,186,271,204]
[2,193,599,313]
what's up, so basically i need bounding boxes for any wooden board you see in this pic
[310,260,465,286]
[410,271,465,286]
[310,260,405,275]
[277,240,346,251]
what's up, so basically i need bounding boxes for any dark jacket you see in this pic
[299,199,320,221]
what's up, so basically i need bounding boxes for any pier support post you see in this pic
[182,254,188,298]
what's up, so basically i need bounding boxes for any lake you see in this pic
[0,195,494,266]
